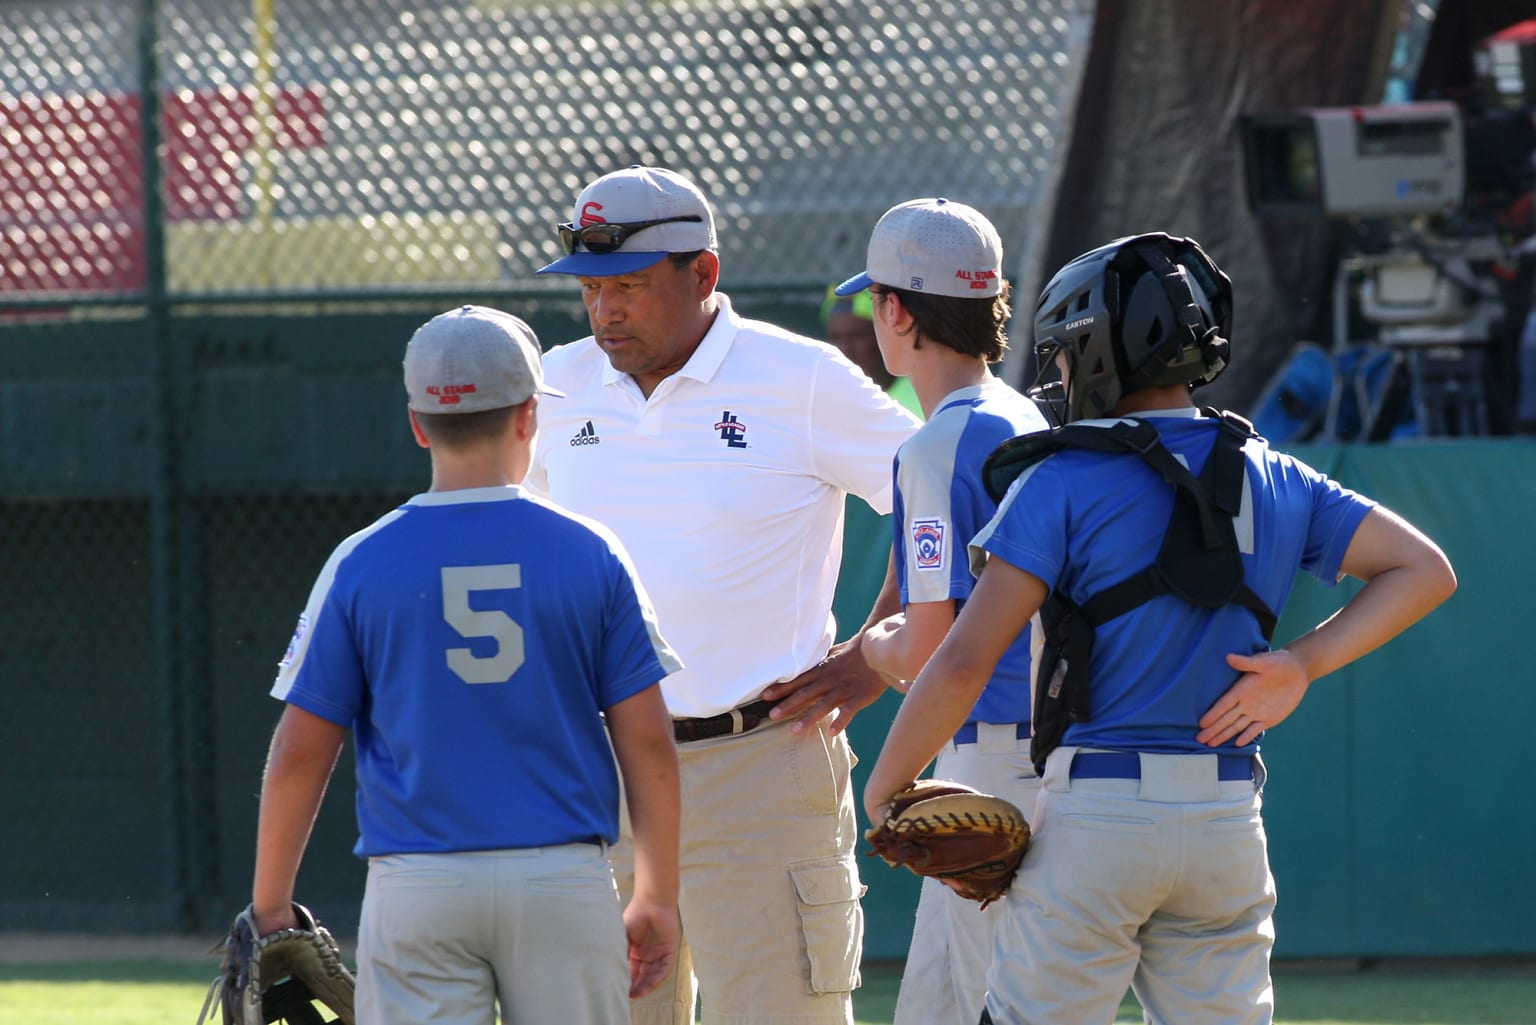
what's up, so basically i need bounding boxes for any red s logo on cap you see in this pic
[579,201,605,227]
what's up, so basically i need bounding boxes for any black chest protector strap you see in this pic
[1076,413,1277,640]
[981,409,1278,774]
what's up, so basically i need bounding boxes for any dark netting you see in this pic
[0,496,167,929]
[200,492,414,927]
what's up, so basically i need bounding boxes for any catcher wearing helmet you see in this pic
[864,232,1455,1024]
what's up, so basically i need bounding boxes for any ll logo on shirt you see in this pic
[715,411,748,448]
[913,519,946,570]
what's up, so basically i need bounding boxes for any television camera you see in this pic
[1241,100,1534,439]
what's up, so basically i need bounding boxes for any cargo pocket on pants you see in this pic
[789,854,866,995]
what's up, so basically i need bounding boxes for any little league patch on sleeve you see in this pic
[912,518,947,571]
[279,613,309,669]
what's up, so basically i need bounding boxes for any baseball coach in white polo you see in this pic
[525,165,920,1025]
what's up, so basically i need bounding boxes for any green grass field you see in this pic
[1,958,1533,1024]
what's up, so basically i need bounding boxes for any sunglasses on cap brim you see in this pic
[557,215,704,255]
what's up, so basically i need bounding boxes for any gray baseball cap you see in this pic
[537,165,718,277]
[403,305,563,413]
[835,197,1004,298]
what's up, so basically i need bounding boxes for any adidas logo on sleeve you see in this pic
[570,420,601,446]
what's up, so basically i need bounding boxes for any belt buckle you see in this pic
[673,698,775,744]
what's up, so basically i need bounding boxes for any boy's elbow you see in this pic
[1433,555,1458,605]
[1413,543,1457,611]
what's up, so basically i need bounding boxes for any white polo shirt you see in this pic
[526,293,920,717]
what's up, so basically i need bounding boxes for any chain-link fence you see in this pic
[1,0,1083,936]
[5,0,1081,301]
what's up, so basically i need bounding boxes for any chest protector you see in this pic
[980,409,1278,775]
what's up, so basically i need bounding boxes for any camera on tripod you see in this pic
[1242,99,1534,440]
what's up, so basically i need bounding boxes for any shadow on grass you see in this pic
[3,956,1533,1025]
[855,960,1536,1025]
[0,960,213,984]
[1265,962,1536,1025]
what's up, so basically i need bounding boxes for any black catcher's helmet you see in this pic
[1033,232,1233,422]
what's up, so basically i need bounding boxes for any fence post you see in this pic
[140,0,198,932]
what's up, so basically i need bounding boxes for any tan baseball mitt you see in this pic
[198,902,356,1025]
[864,779,1031,909]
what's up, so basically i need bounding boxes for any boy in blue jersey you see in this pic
[833,198,1047,1025]
[864,234,1457,1025]
[252,305,683,1025]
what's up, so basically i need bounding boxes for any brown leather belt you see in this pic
[672,698,779,744]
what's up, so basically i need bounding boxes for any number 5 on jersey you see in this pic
[441,564,525,684]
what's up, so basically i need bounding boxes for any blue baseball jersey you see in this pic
[893,376,1049,726]
[971,409,1375,754]
[272,485,681,857]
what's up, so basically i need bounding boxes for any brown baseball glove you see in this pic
[197,902,356,1025]
[864,779,1031,909]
